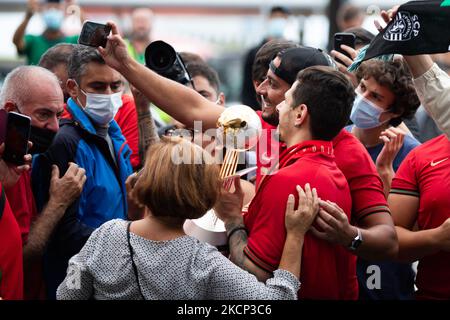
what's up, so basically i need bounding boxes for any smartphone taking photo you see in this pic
[0,109,7,146]
[2,112,31,165]
[333,32,356,65]
[78,21,112,48]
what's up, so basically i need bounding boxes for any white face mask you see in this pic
[76,85,123,125]
[267,18,287,39]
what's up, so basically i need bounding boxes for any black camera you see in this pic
[145,40,192,86]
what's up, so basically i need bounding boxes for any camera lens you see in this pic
[145,41,176,72]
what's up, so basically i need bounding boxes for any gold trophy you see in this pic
[183,105,262,249]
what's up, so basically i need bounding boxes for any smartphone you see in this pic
[0,109,7,145]
[78,21,111,48]
[334,32,356,64]
[3,112,31,165]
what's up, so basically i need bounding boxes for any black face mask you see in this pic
[14,105,57,154]
[28,125,56,155]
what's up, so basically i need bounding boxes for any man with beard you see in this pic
[99,22,397,293]
[0,65,86,299]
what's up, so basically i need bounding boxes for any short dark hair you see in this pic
[356,59,420,127]
[186,62,220,93]
[343,27,375,47]
[179,52,205,66]
[270,6,291,16]
[252,40,298,83]
[292,66,355,141]
[338,4,364,25]
[39,43,76,70]
[68,45,106,84]
[273,46,336,85]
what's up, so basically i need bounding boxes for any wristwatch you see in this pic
[348,228,363,251]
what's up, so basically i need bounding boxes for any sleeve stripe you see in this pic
[243,245,277,273]
[389,188,420,197]
[356,205,390,218]
[357,209,392,222]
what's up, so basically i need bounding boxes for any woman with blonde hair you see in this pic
[57,137,319,300]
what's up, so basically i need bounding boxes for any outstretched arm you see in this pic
[379,5,450,137]
[13,0,38,52]
[99,22,224,130]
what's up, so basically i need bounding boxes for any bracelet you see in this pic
[227,225,248,243]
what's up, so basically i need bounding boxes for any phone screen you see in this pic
[3,112,31,165]
[334,33,356,64]
[78,21,111,48]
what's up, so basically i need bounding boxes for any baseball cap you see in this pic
[269,46,337,85]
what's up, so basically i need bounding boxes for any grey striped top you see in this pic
[56,219,300,300]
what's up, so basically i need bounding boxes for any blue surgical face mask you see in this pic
[42,8,64,31]
[267,18,287,39]
[350,92,390,129]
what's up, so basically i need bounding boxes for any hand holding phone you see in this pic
[333,32,356,65]
[78,21,112,48]
[2,112,31,165]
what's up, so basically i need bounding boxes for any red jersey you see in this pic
[255,111,282,188]
[114,94,140,170]
[255,117,389,219]
[5,172,46,300]
[4,171,37,244]
[62,94,141,170]
[245,140,358,299]
[332,129,389,221]
[391,134,450,300]
[0,184,23,300]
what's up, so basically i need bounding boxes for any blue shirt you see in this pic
[345,125,421,171]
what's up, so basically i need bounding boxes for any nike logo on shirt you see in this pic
[430,158,449,167]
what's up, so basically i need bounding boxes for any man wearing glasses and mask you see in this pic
[0,65,86,299]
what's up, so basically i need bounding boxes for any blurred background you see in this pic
[0,0,402,103]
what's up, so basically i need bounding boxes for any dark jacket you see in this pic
[32,98,133,299]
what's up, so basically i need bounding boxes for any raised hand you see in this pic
[97,21,131,73]
[0,142,32,188]
[374,5,400,32]
[26,0,39,17]
[214,176,244,226]
[330,44,359,87]
[49,162,86,209]
[376,127,405,171]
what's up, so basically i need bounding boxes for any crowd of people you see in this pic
[0,0,449,301]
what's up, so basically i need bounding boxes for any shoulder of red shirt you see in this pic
[391,133,450,197]
[0,183,24,300]
[333,129,390,222]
